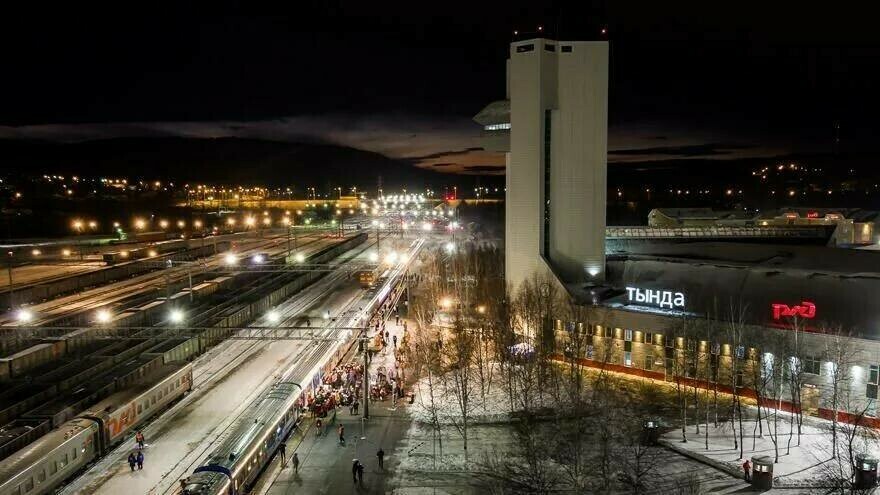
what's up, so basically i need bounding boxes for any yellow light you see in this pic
[177,220,185,228]
[31,249,41,256]
[147,249,158,257]
[159,220,169,229]
[439,297,453,309]
[477,305,486,314]
[193,220,203,228]
[72,219,84,230]
[134,219,146,230]
[245,217,256,226]
[61,249,71,257]
[282,217,291,225]
[120,251,129,258]
[87,221,97,229]
[227,217,236,226]
[262,217,271,226]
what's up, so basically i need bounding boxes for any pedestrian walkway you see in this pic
[260,316,412,494]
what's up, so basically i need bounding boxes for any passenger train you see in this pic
[0,363,193,495]
[181,238,423,495]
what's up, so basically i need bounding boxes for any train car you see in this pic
[0,363,192,495]
[0,418,99,495]
[181,360,315,495]
[79,363,192,448]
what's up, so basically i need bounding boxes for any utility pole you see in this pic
[363,332,371,420]
[6,251,13,311]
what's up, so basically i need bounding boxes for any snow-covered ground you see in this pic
[410,363,564,425]
[661,416,879,488]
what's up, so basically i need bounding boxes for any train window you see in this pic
[37,469,46,482]
[72,447,77,459]
[138,404,142,414]
[60,454,67,467]
[23,479,33,491]
[49,461,57,475]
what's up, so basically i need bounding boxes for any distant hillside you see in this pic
[0,137,446,190]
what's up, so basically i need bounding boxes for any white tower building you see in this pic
[476,38,608,292]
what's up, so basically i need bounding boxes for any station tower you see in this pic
[475,38,609,292]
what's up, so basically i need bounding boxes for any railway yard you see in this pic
[0,224,419,495]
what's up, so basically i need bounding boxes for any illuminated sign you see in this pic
[806,211,819,219]
[626,287,685,310]
[771,301,816,320]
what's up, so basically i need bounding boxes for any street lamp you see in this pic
[294,252,305,263]
[169,309,184,324]
[134,218,146,230]
[267,310,281,324]
[224,253,238,266]
[159,220,169,229]
[17,309,33,323]
[96,309,112,323]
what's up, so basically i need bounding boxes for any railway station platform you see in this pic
[259,318,413,495]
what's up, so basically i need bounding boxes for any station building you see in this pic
[479,37,880,425]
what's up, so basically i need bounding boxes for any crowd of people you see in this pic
[304,362,364,425]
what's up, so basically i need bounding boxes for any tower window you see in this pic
[561,45,573,53]
[516,44,535,53]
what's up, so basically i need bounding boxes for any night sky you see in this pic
[2,1,880,174]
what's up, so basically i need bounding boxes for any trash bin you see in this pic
[855,454,878,489]
[751,455,773,490]
[642,419,660,446]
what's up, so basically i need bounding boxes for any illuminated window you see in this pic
[624,351,632,367]
[624,329,633,342]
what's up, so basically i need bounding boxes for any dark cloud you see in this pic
[610,143,756,158]
[463,165,505,174]
[407,147,484,161]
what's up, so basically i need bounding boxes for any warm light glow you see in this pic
[444,242,455,254]
[193,220,203,228]
[294,253,305,263]
[147,249,158,257]
[135,219,146,230]
[72,219,84,230]
[31,249,41,256]
[119,250,129,258]
[88,221,98,229]
[224,253,237,265]
[476,305,486,314]
[177,220,186,228]
[17,309,33,323]
[159,220,169,229]
[384,251,398,264]
[245,217,256,227]
[439,297,453,309]
[227,217,236,226]
[282,217,291,225]
[422,222,432,231]
[96,309,112,323]
[368,251,379,262]
[61,249,71,257]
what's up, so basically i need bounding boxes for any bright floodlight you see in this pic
[368,251,379,262]
[252,254,265,264]
[445,242,455,254]
[96,309,112,323]
[17,309,33,323]
[422,222,432,231]
[384,251,398,264]
[323,311,331,320]
[267,311,281,324]
[294,253,305,263]
[372,220,379,226]
[245,217,256,226]
[439,297,452,309]
[224,253,238,265]
[169,309,184,324]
